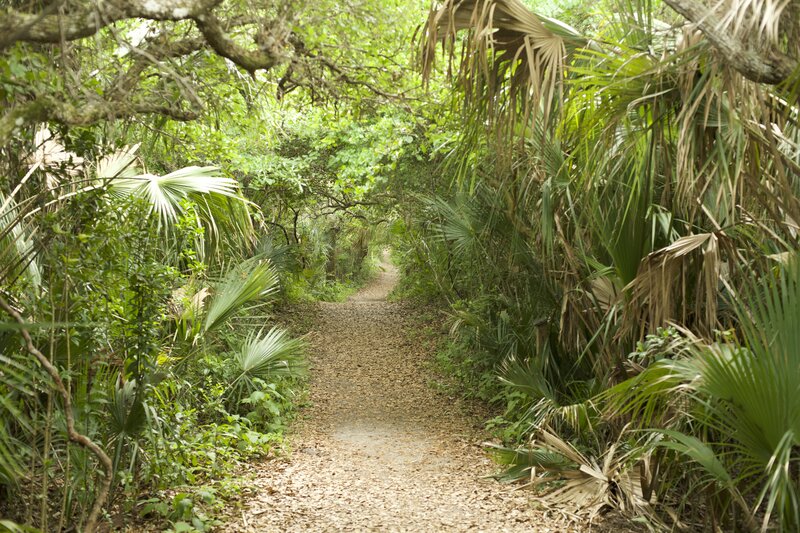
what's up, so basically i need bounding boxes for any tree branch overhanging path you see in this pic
[0,0,415,144]
[0,0,279,72]
[0,0,285,143]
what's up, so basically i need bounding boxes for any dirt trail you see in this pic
[232,258,575,532]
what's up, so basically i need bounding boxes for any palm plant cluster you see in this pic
[402,0,800,529]
[0,132,309,531]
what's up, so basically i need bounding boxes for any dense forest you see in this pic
[1,0,799,531]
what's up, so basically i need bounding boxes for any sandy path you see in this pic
[231,260,575,532]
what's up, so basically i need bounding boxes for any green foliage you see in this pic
[401,0,800,528]
[203,259,280,333]
[0,139,304,529]
[227,328,306,408]
[0,520,41,533]
[0,0,426,529]
[4,0,798,529]
[139,489,222,532]
[612,258,800,530]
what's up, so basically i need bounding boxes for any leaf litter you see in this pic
[227,261,633,532]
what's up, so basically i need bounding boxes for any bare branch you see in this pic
[289,37,412,101]
[0,296,113,533]
[194,12,282,74]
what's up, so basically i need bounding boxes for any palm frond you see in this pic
[624,232,738,337]
[421,0,586,140]
[0,192,40,289]
[95,144,141,181]
[107,378,146,440]
[425,194,482,257]
[488,429,651,516]
[227,327,306,405]
[108,166,243,224]
[698,255,800,529]
[203,259,280,333]
[651,429,757,529]
[486,441,574,482]
[0,351,37,486]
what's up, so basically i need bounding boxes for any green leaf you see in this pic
[204,259,279,333]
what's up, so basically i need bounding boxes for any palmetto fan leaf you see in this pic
[104,161,254,258]
[228,327,306,403]
[95,143,141,181]
[108,166,242,224]
[108,379,146,440]
[606,255,800,529]
[425,195,482,257]
[235,328,306,381]
[0,351,36,486]
[710,255,800,529]
[203,259,280,333]
[0,192,40,289]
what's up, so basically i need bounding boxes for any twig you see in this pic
[0,296,113,533]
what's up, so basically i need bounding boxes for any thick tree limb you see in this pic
[0,296,113,533]
[194,12,281,74]
[0,0,222,48]
[0,97,199,144]
[664,0,798,84]
[0,0,282,75]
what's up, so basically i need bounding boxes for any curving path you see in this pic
[230,258,582,532]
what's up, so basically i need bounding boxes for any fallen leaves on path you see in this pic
[227,262,627,532]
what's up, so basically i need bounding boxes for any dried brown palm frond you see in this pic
[26,125,84,191]
[420,0,587,139]
[716,0,795,48]
[623,232,741,338]
[589,275,621,314]
[489,428,654,518]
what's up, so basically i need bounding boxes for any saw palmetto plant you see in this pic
[413,0,800,528]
